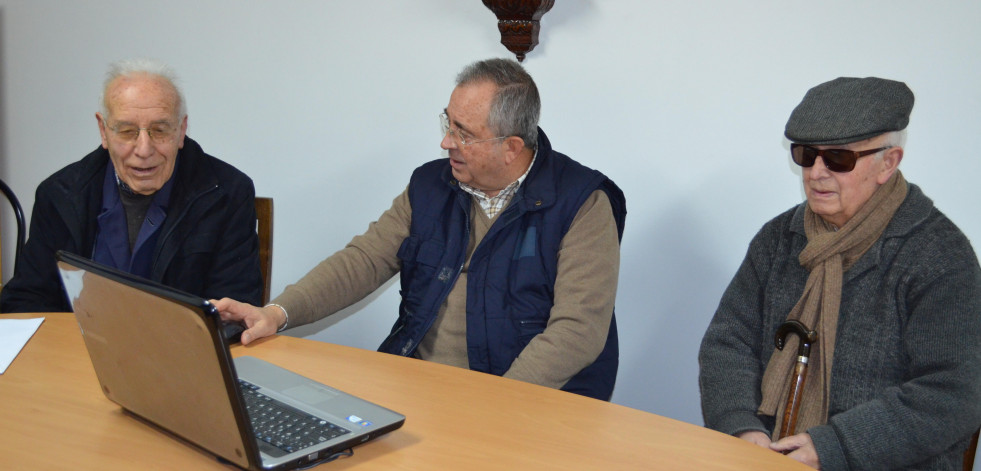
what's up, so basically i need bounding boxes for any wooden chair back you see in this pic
[255,197,273,305]
[965,428,979,471]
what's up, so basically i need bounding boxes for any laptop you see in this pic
[56,250,405,470]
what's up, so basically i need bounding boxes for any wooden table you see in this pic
[0,313,808,470]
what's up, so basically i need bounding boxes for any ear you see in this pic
[96,112,110,150]
[501,136,526,165]
[876,146,903,184]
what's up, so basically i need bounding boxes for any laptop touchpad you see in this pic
[283,384,338,407]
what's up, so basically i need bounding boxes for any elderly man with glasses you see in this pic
[215,58,626,400]
[698,77,981,469]
[1,59,263,326]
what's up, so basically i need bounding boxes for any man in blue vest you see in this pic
[215,58,627,400]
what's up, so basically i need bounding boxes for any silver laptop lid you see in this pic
[57,250,259,469]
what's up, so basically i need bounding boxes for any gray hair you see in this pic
[101,58,186,121]
[456,58,540,150]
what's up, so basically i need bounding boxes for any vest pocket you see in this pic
[516,318,547,344]
[397,236,445,268]
[512,226,538,259]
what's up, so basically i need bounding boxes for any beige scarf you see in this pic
[759,170,908,438]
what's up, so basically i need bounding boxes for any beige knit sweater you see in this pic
[272,187,620,390]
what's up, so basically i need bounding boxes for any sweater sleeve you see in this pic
[271,187,410,327]
[502,190,620,389]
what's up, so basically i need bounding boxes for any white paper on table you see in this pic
[0,318,45,374]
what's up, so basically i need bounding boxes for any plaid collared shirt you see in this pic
[459,153,537,218]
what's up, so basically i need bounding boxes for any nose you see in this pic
[440,130,456,150]
[133,129,155,158]
[806,155,831,179]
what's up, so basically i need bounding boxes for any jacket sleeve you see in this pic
[0,184,76,313]
[698,223,779,437]
[197,176,264,306]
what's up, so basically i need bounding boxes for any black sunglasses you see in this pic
[790,144,891,173]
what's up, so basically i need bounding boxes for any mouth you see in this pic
[130,165,158,177]
[808,187,836,198]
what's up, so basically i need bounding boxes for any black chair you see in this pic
[0,177,26,278]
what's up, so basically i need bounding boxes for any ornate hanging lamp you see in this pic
[481,0,555,62]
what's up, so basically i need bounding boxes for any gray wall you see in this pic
[2,1,979,427]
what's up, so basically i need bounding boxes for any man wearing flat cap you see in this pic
[698,77,981,470]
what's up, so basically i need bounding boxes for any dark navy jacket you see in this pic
[0,136,263,313]
[379,128,626,400]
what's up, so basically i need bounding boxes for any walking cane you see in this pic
[774,320,818,440]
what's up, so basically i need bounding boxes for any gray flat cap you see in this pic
[784,77,914,145]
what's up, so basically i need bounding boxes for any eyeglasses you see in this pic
[105,121,179,145]
[790,144,891,173]
[439,112,507,147]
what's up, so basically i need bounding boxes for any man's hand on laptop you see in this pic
[211,298,286,345]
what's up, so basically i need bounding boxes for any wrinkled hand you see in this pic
[211,298,285,345]
[770,433,820,469]
[737,430,772,448]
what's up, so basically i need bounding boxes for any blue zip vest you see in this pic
[379,128,626,400]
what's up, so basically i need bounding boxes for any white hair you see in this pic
[874,129,907,160]
[883,129,908,148]
[100,58,186,120]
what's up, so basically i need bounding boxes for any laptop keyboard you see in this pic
[238,379,351,454]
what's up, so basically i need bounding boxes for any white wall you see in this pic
[2,0,979,427]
